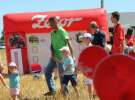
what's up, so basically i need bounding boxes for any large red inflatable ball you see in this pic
[78,46,108,78]
[94,54,135,100]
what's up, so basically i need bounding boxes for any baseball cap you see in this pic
[79,33,93,40]
[8,62,17,67]
[59,46,70,52]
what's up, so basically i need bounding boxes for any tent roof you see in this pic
[4,8,105,22]
[3,8,108,36]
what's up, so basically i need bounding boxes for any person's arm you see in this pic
[51,44,63,63]
[61,27,74,58]
[51,44,58,62]
[66,39,74,58]
[0,74,8,88]
[118,27,124,46]
[114,26,124,53]
[100,33,106,48]
[51,44,55,58]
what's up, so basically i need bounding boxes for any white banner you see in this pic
[26,31,86,70]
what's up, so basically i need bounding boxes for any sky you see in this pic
[0,0,135,37]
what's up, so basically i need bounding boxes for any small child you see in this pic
[60,46,79,96]
[8,62,20,100]
[0,62,8,88]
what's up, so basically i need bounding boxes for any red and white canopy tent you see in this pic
[3,8,109,74]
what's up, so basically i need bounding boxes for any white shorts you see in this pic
[85,77,93,85]
[10,88,20,96]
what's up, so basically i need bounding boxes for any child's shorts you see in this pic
[62,74,77,86]
[10,88,20,96]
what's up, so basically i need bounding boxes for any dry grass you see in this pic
[0,49,99,100]
[0,49,7,67]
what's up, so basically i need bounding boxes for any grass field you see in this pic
[0,49,99,100]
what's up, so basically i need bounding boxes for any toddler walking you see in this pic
[8,62,20,100]
[60,46,79,96]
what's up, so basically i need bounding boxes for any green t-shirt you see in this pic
[51,26,69,60]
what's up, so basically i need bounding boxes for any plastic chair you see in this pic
[31,64,42,79]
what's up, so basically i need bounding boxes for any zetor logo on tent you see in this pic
[31,15,82,29]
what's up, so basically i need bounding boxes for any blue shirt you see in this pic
[92,29,106,48]
[63,56,75,75]
[9,72,20,88]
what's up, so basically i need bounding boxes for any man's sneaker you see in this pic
[43,91,56,96]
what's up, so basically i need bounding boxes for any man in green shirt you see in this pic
[44,16,74,95]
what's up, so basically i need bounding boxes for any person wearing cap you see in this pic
[59,46,79,96]
[79,33,93,47]
[44,16,74,95]
[8,62,20,100]
[111,11,124,54]
[89,21,106,48]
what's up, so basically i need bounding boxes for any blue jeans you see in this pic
[44,58,64,92]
